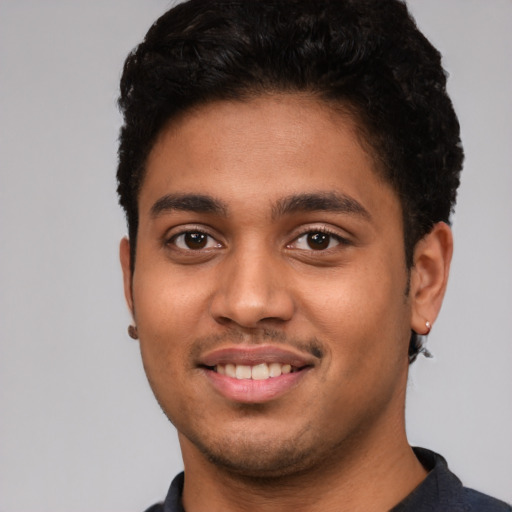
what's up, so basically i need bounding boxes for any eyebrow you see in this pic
[272,192,371,220]
[150,193,228,218]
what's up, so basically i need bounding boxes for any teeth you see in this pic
[268,362,282,377]
[225,364,236,378]
[251,363,269,380]
[235,365,252,380]
[214,362,297,380]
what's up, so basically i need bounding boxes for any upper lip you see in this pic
[199,344,319,368]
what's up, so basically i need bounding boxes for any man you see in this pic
[116,0,511,510]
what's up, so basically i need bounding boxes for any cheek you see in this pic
[304,267,410,417]
[133,270,197,414]
[133,260,208,333]
[300,255,409,359]
[132,270,187,376]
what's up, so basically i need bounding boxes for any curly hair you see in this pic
[117,0,463,361]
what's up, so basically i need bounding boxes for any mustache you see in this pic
[190,327,325,361]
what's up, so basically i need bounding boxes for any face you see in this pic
[122,95,415,477]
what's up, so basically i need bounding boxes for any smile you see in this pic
[215,362,297,380]
[199,345,317,403]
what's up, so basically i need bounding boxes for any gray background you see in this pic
[1,1,511,511]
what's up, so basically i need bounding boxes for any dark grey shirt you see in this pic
[144,448,511,512]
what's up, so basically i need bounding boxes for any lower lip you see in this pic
[203,368,310,404]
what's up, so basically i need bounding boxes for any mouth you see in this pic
[210,362,302,380]
[198,345,317,403]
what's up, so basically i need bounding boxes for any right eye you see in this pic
[170,231,222,251]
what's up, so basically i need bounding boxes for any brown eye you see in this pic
[307,232,330,250]
[172,231,221,250]
[290,230,345,251]
[184,232,207,249]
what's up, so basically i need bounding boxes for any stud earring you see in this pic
[425,320,432,335]
[128,324,139,340]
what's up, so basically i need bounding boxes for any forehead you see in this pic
[139,94,397,221]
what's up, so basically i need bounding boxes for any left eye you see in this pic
[171,232,221,250]
[292,232,341,251]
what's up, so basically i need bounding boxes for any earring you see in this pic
[425,320,432,335]
[128,324,139,340]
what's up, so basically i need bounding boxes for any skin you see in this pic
[120,94,453,512]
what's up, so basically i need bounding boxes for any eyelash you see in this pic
[288,226,351,251]
[165,225,350,253]
[166,228,221,251]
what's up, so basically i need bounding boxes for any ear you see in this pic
[120,237,134,316]
[409,222,453,335]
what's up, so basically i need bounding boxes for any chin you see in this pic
[183,424,329,479]
[202,444,314,479]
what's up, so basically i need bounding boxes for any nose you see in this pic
[210,249,295,329]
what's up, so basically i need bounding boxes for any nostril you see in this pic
[215,316,234,327]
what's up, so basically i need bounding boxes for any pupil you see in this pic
[185,232,207,249]
[307,232,329,250]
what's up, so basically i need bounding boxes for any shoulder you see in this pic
[458,487,512,511]
[392,448,511,512]
[143,472,185,512]
[143,505,164,512]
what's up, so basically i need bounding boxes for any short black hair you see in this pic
[117,0,463,361]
